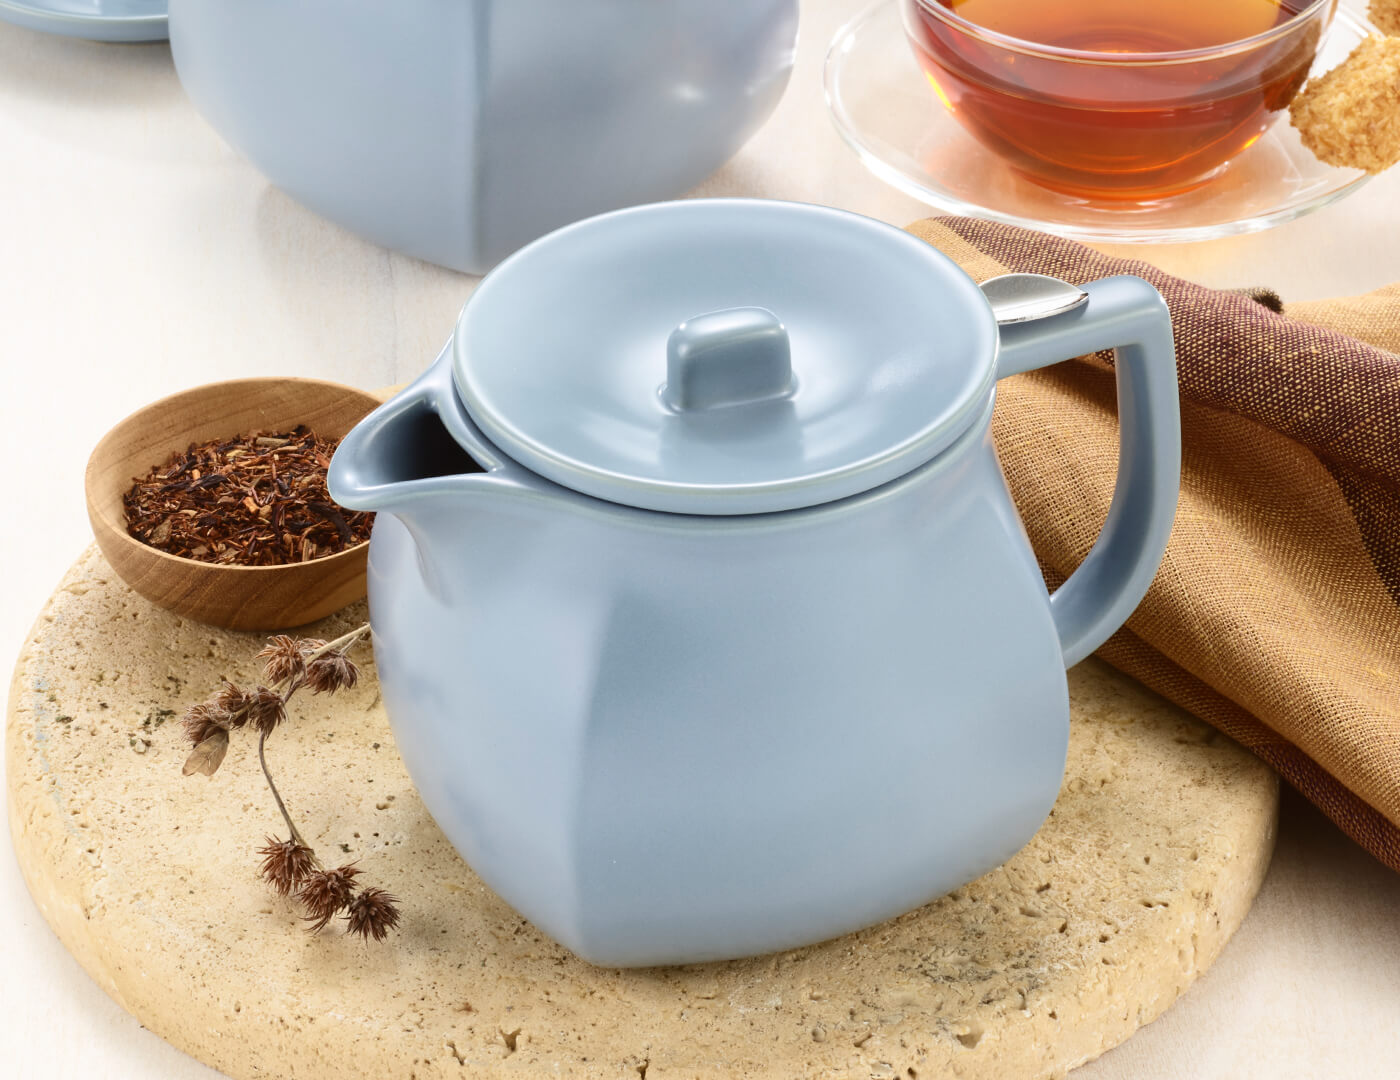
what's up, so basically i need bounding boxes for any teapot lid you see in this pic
[451,199,998,515]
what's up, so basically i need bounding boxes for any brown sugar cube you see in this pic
[1371,0,1400,38]
[1290,34,1400,173]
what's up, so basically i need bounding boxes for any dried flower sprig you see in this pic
[180,623,401,941]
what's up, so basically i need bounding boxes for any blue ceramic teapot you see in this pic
[329,199,1181,967]
[168,0,797,272]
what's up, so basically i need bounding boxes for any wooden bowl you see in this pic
[86,378,384,631]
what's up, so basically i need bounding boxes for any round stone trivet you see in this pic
[8,549,1278,1080]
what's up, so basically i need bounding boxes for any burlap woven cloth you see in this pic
[908,217,1400,871]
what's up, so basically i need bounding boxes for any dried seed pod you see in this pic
[298,865,363,932]
[256,635,307,685]
[181,702,230,746]
[247,687,288,735]
[257,836,317,896]
[214,681,254,727]
[306,651,359,695]
[345,887,402,942]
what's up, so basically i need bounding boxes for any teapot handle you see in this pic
[987,274,1181,668]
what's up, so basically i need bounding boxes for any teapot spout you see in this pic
[329,344,507,516]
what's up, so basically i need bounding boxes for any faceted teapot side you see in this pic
[332,351,1074,965]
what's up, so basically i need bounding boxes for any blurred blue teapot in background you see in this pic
[169,0,799,273]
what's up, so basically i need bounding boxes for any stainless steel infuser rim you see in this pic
[981,274,1089,324]
[449,199,1003,516]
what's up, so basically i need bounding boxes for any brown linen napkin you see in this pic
[908,217,1400,871]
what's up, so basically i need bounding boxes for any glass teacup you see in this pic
[900,0,1335,199]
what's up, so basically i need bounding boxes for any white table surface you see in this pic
[2,3,1398,1077]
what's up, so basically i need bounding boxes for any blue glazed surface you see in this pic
[328,206,1181,966]
[166,0,798,273]
[349,359,1070,966]
[996,275,1182,666]
[0,0,165,42]
[664,306,794,412]
[452,200,999,515]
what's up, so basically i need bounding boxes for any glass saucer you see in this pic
[824,0,1374,244]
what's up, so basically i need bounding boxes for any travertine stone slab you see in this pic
[7,549,1278,1080]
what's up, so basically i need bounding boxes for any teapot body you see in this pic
[366,393,1070,967]
[167,0,798,273]
[329,201,1182,968]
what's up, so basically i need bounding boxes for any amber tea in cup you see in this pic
[901,0,1332,198]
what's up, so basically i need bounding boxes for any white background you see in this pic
[2,2,1398,1077]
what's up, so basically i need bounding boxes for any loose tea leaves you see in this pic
[122,426,372,565]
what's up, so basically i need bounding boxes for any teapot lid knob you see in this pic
[663,307,793,411]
